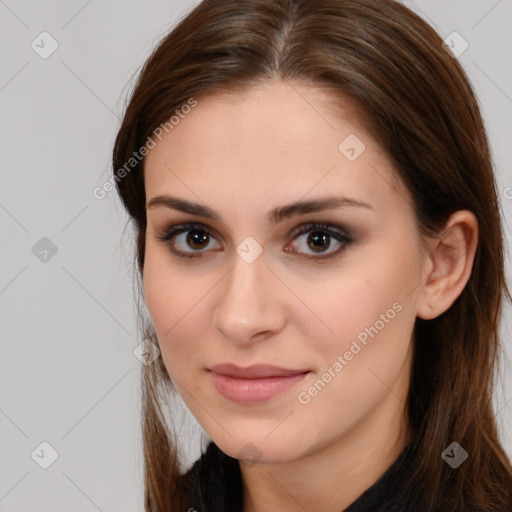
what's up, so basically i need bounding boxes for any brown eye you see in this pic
[286,222,353,259]
[186,229,210,250]
[307,231,332,253]
[156,223,222,258]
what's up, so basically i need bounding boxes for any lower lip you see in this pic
[210,371,309,404]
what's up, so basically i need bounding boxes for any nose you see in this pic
[211,251,286,345]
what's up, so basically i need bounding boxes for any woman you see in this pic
[112,0,512,510]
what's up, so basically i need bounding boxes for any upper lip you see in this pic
[208,363,310,379]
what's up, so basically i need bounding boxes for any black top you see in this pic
[178,440,512,512]
[179,440,414,511]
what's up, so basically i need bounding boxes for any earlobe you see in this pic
[416,210,478,320]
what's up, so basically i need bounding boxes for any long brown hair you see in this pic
[112,0,512,510]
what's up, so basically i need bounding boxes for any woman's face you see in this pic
[143,80,430,463]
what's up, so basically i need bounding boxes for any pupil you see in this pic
[309,232,330,252]
[187,230,209,249]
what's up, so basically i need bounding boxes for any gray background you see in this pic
[1,1,511,510]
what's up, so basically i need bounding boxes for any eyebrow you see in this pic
[146,194,374,226]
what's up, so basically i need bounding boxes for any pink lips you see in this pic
[208,363,310,404]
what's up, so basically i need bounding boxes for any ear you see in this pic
[417,210,478,320]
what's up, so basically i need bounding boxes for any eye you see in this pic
[155,221,353,260]
[286,222,353,259]
[156,222,221,258]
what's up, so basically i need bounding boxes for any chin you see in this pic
[210,430,306,465]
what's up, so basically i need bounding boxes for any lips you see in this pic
[208,363,309,379]
[208,363,311,404]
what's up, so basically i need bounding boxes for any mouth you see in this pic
[207,363,311,404]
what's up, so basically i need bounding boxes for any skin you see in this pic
[142,79,478,512]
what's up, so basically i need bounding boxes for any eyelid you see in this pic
[156,222,213,239]
[288,221,352,240]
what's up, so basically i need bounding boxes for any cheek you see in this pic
[143,248,217,377]
[294,274,415,430]
[304,234,420,361]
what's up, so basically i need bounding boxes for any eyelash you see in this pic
[155,221,354,260]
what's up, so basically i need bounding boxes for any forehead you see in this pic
[144,80,410,221]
